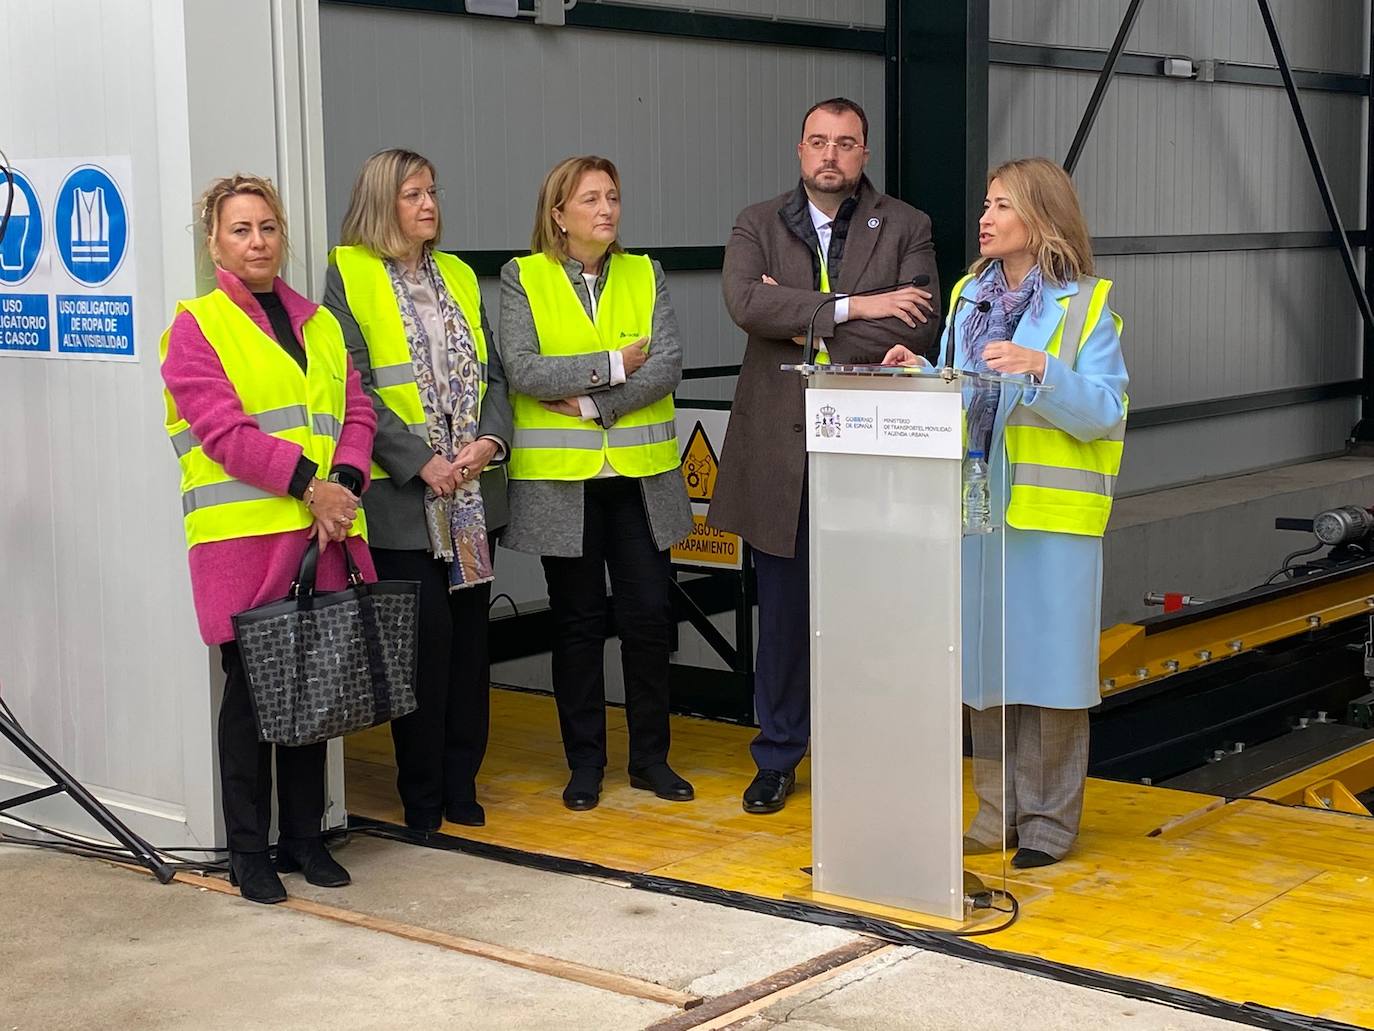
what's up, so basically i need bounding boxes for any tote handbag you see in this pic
[231,539,419,746]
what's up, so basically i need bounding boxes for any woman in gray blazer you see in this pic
[324,148,513,831]
[499,155,692,812]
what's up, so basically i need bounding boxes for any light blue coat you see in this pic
[941,264,1129,710]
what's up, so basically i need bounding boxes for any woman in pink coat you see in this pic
[160,174,377,903]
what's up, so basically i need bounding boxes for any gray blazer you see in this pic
[707,179,941,557]
[323,262,514,552]
[496,254,691,558]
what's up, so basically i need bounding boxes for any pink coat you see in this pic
[162,268,379,645]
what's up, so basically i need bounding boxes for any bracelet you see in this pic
[304,480,317,508]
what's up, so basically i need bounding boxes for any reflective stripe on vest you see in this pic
[159,290,365,548]
[1002,275,1128,537]
[509,252,679,481]
[330,245,489,480]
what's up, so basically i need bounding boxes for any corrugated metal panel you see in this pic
[1098,249,1360,408]
[992,0,1366,75]
[320,5,886,254]
[990,68,1364,235]
[1119,399,1357,495]
[984,2,1368,487]
[602,0,884,29]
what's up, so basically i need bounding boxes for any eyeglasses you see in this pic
[399,186,444,205]
[803,137,864,154]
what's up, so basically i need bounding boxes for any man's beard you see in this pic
[803,167,860,196]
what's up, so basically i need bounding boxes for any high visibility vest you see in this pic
[509,252,678,481]
[815,244,831,366]
[330,245,489,480]
[159,290,365,548]
[949,272,1128,538]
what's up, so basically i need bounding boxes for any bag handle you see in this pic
[291,536,366,601]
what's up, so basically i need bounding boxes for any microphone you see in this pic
[803,273,932,367]
[943,293,992,377]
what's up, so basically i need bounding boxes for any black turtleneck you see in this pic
[252,290,362,499]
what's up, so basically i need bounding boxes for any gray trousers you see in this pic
[967,705,1090,858]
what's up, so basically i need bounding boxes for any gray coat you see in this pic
[323,262,514,552]
[707,179,941,557]
[496,254,691,558]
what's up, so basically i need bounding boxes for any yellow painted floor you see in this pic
[345,688,1374,1028]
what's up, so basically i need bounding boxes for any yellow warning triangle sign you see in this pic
[679,421,719,502]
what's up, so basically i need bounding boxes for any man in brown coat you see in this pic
[708,97,941,813]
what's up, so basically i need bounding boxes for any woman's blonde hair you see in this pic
[339,149,442,258]
[197,173,289,262]
[530,156,624,261]
[971,157,1094,284]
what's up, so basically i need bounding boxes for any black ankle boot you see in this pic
[562,767,603,811]
[229,850,287,904]
[275,836,351,888]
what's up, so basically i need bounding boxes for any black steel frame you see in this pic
[1061,0,1374,444]
[0,695,174,883]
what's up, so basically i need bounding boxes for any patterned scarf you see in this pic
[386,252,493,591]
[961,261,1044,457]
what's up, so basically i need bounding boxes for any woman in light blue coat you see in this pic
[885,157,1128,869]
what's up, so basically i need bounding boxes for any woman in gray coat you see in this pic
[499,155,692,812]
[324,148,512,832]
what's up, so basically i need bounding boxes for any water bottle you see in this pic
[963,450,991,533]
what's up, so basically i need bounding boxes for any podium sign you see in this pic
[805,370,966,919]
[804,386,962,460]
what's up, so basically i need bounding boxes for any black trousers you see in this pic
[218,641,326,853]
[373,548,492,821]
[541,478,673,773]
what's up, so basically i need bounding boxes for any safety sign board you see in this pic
[671,407,743,570]
[0,156,136,362]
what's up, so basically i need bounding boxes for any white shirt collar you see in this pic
[807,199,834,232]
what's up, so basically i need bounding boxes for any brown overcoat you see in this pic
[707,180,941,556]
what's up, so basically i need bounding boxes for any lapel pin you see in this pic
[867,217,880,229]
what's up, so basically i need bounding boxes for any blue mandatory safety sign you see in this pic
[56,294,134,357]
[0,169,44,286]
[0,294,52,353]
[55,164,129,287]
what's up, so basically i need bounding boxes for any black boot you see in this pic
[275,836,351,888]
[562,767,603,811]
[444,800,486,827]
[229,850,287,904]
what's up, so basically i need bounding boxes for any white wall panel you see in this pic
[0,0,328,846]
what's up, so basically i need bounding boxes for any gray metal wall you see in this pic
[991,0,1370,493]
[320,1,1372,498]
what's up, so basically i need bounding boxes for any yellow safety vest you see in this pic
[509,252,679,481]
[815,244,831,366]
[950,272,1128,537]
[330,245,489,480]
[159,290,365,548]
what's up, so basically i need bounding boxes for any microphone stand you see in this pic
[942,294,992,382]
[803,274,931,367]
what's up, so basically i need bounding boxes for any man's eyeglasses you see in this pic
[803,137,864,154]
[399,186,444,205]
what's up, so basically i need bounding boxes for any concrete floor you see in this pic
[0,835,1251,1031]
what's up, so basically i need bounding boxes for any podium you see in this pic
[787,361,1041,923]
